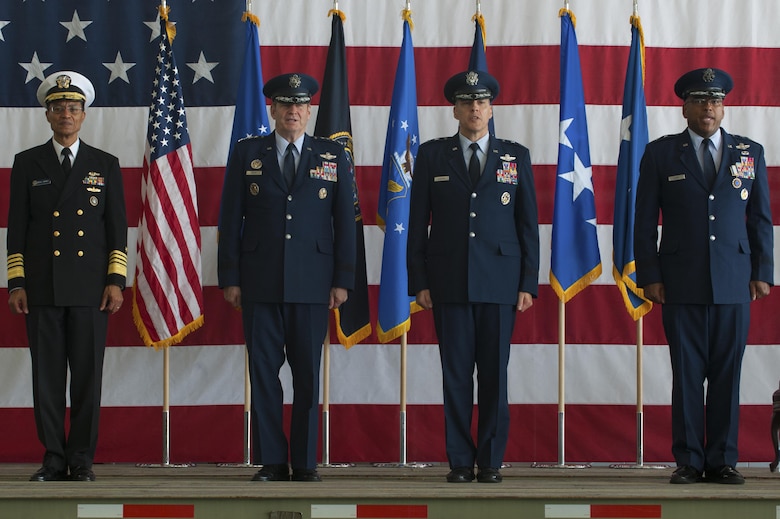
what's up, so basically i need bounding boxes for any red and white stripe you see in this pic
[0,0,778,464]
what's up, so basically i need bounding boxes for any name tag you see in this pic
[245,170,263,176]
[667,174,686,182]
[434,176,450,182]
[32,179,52,187]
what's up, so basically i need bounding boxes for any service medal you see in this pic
[732,178,742,189]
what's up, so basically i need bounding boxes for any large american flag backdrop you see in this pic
[0,0,778,465]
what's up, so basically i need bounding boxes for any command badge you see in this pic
[249,183,259,196]
[89,196,99,207]
[741,188,749,200]
[501,192,511,205]
[251,159,262,169]
[319,187,328,200]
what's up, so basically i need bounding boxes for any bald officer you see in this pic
[218,73,356,482]
[407,70,539,483]
[635,68,773,485]
[7,71,128,482]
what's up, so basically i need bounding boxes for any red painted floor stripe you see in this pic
[123,504,195,518]
[356,504,428,518]
[590,504,662,518]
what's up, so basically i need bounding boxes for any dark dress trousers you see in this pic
[218,132,356,469]
[7,139,128,471]
[635,128,773,471]
[408,134,539,469]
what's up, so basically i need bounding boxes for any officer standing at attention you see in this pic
[7,71,128,482]
[218,73,356,482]
[407,70,540,483]
[635,68,773,485]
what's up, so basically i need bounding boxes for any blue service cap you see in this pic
[263,73,319,104]
[674,68,733,100]
[36,71,95,107]
[444,70,499,104]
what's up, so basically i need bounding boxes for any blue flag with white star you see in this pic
[376,13,419,343]
[0,1,243,108]
[550,9,602,302]
[227,11,270,160]
[613,16,652,320]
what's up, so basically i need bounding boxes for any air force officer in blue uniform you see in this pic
[218,73,356,482]
[635,68,773,485]
[408,71,540,483]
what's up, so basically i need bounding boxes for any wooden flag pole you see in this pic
[322,329,332,466]
[400,332,408,465]
[243,347,252,465]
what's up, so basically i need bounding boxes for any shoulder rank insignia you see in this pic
[320,152,337,160]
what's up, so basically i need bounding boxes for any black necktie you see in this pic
[702,138,717,187]
[468,142,481,187]
[283,142,296,189]
[61,147,72,175]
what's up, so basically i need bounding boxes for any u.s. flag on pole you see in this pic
[550,8,602,302]
[133,7,204,348]
[613,15,652,320]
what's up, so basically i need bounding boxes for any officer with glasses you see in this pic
[7,70,127,482]
[635,67,773,485]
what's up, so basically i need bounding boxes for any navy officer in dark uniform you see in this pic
[407,70,540,483]
[7,71,128,482]
[218,73,356,482]
[635,68,773,485]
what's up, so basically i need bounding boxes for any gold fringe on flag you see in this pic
[472,12,487,51]
[558,7,576,28]
[630,14,646,82]
[402,8,414,30]
[327,8,346,22]
[242,10,260,27]
[158,4,177,43]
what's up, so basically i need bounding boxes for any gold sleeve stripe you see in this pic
[7,253,24,280]
[108,250,128,277]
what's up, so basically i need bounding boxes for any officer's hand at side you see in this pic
[517,292,533,312]
[643,283,665,304]
[100,285,124,314]
[223,286,241,309]
[329,287,348,309]
[750,280,771,301]
[8,288,28,315]
[415,289,433,310]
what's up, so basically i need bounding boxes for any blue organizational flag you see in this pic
[227,10,270,160]
[376,12,419,343]
[468,11,494,136]
[613,16,652,320]
[550,9,602,302]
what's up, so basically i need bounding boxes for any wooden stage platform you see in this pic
[2,462,780,518]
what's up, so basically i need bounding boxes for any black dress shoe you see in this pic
[704,465,745,485]
[69,466,96,482]
[669,465,702,484]
[291,468,322,482]
[30,466,67,482]
[477,468,503,483]
[251,464,289,482]
[446,467,475,483]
